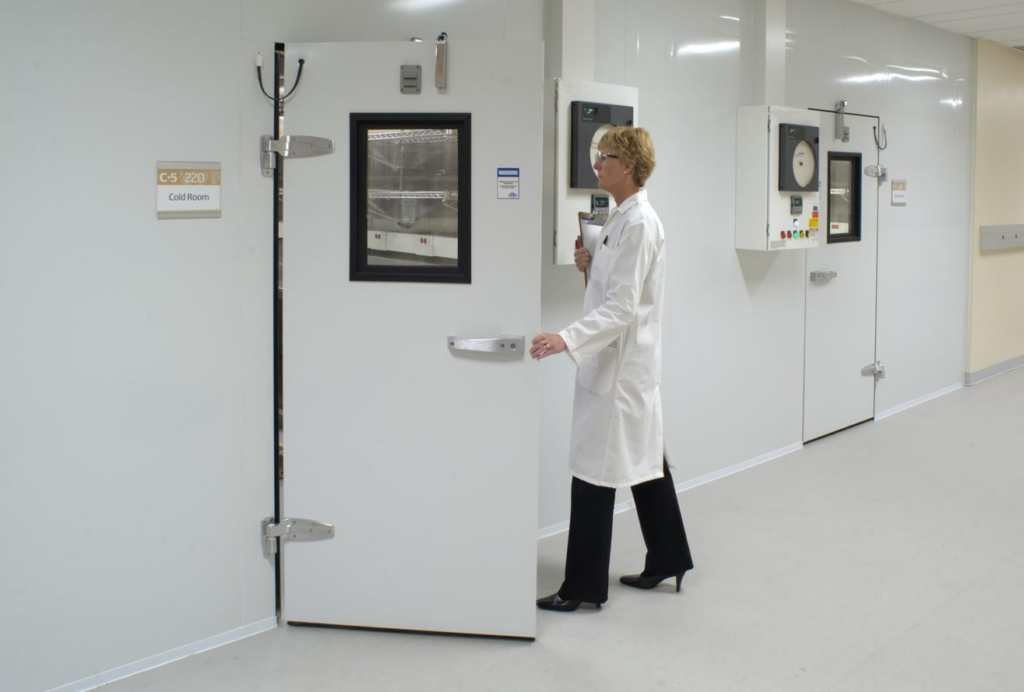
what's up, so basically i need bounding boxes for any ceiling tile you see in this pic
[964,25,1024,41]
[929,11,1024,33]
[848,0,1024,19]
[915,2,1024,22]
[845,0,1024,45]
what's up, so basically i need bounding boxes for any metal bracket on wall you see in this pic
[401,64,422,94]
[979,224,1024,251]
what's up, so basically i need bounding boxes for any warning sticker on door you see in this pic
[497,167,520,199]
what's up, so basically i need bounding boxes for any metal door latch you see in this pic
[261,135,336,176]
[861,361,885,380]
[435,32,448,89]
[810,270,838,283]
[835,100,850,142]
[262,517,335,558]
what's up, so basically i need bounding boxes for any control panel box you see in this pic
[736,105,822,251]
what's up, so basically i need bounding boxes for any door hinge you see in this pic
[261,134,336,177]
[864,164,887,182]
[861,361,885,380]
[262,517,335,558]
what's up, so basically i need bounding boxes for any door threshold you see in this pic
[288,620,535,642]
[804,417,873,444]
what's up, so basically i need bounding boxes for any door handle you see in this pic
[810,270,838,283]
[447,335,525,355]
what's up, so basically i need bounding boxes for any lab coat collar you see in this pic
[610,189,647,218]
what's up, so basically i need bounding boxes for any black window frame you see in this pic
[826,152,862,244]
[350,112,472,283]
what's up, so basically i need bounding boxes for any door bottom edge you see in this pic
[287,620,535,642]
[803,416,874,444]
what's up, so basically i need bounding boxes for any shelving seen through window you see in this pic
[351,114,471,283]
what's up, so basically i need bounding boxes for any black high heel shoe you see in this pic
[619,572,686,592]
[536,593,601,612]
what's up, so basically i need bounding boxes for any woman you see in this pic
[531,126,693,611]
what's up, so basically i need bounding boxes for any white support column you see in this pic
[752,0,786,105]
[545,0,595,81]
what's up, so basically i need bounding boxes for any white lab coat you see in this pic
[559,189,665,488]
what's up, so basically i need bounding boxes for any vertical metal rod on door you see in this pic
[272,41,286,617]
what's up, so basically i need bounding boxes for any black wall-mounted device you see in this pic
[778,123,819,192]
[571,101,634,189]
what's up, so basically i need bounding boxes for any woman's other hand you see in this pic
[574,246,592,273]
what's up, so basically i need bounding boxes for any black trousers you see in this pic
[558,459,694,603]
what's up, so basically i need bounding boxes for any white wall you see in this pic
[537,0,973,529]
[241,0,543,42]
[0,2,276,691]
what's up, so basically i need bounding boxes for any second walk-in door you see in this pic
[803,111,880,442]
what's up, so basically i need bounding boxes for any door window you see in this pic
[827,153,861,244]
[350,113,471,282]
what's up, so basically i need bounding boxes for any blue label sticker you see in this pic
[497,167,520,199]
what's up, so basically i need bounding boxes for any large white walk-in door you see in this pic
[803,110,880,442]
[254,41,543,638]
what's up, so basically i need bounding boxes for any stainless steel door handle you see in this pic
[810,270,838,283]
[447,335,525,355]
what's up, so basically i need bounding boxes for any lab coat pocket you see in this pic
[589,244,616,283]
[578,341,620,395]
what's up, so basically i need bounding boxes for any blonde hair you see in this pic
[597,126,656,187]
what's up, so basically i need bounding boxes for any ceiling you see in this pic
[848,0,1024,48]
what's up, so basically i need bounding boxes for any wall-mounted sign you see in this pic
[891,179,907,206]
[157,161,221,219]
[497,167,520,199]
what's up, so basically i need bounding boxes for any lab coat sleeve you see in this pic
[559,220,656,365]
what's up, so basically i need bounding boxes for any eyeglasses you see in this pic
[595,152,620,164]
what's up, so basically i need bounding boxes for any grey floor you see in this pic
[103,368,1024,692]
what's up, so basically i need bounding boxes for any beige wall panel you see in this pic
[970,40,1024,373]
